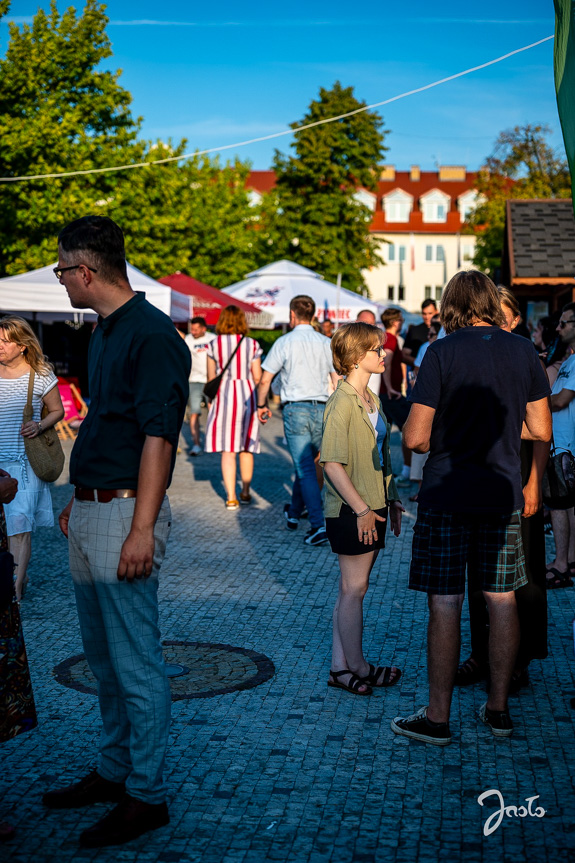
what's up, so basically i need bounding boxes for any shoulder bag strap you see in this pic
[26,368,35,409]
[219,335,245,378]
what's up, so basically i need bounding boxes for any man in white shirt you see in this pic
[547,303,575,586]
[257,295,338,546]
[184,317,215,456]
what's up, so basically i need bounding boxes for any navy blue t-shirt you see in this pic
[410,327,550,514]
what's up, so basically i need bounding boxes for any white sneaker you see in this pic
[191,444,202,456]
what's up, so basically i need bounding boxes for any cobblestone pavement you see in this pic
[2,411,575,863]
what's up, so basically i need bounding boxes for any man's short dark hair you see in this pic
[441,270,505,334]
[290,295,315,321]
[562,301,575,315]
[421,298,437,312]
[58,216,128,283]
[380,307,402,329]
[190,316,207,327]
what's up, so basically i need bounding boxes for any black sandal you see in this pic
[546,568,573,589]
[361,663,401,687]
[328,669,372,696]
[455,656,488,686]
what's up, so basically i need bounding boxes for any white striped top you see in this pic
[0,370,58,460]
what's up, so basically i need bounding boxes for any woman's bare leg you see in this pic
[238,452,254,496]
[331,551,378,690]
[221,452,237,501]
[10,532,32,601]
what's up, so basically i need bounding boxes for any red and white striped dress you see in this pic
[204,334,262,453]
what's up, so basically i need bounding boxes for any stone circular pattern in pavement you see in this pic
[53,641,275,700]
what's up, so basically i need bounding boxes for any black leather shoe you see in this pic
[79,794,169,847]
[42,769,126,809]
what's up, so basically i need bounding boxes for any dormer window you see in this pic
[421,189,451,223]
[382,188,413,223]
[457,190,485,222]
[353,189,377,212]
[247,189,262,207]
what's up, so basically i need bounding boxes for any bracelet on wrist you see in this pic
[257,404,268,409]
[354,506,371,518]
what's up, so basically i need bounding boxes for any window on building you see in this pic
[399,246,406,262]
[435,286,443,302]
[425,245,433,262]
[462,244,474,261]
[421,189,450,223]
[388,245,396,262]
[383,189,413,223]
[436,245,445,262]
[388,285,394,301]
[398,285,405,301]
[424,285,432,299]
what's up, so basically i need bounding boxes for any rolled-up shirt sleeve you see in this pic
[133,331,191,446]
[320,398,351,465]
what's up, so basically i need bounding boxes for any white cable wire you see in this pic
[0,34,554,184]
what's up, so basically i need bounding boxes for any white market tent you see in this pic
[0,262,192,323]
[222,260,378,326]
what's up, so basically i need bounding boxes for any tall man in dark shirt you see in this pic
[402,298,437,366]
[391,271,551,746]
[42,217,190,847]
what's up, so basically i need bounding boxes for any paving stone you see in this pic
[1,415,574,861]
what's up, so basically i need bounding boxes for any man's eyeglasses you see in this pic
[558,319,575,328]
[368,346,386,357]
[53,264,97,280]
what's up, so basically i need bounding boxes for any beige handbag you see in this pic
[22,370,65,483]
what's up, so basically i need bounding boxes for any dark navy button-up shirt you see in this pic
[70,292,191,489]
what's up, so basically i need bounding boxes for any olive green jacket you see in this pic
[320,379,400,518]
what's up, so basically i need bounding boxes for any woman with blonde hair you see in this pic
[321,322,404,696]
[204,306,262,509]
[0,316,64,600]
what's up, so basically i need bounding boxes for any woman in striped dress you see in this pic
[204,306,262,509]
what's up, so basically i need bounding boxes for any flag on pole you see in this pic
[324,298,330,322]
[410,233,416,270]
[554,0,575,217]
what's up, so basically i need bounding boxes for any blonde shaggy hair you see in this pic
[0,315,54,374]
[331,322,383,376]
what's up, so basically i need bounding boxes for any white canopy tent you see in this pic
[222,260,378,326]
[0,262,192,323]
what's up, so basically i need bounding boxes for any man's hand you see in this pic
[117,526,155,581]
[522,478,542,518]
[0,474,18,504]
[59,496,74,538]
[257,406,272,424]
[387,388,402,400]
[389,501,405,537]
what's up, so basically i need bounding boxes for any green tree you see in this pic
[258,82,388,292]
[0,1,258,286]
[468,124,572,274]
[0,0,143,274]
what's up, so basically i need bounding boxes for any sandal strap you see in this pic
[329,669,365,691]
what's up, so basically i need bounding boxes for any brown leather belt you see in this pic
[75,487,137,503]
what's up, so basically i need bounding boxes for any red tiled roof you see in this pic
[246,169,480,234]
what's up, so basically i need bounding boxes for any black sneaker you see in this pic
[391,706,451,746]
[304,526,328,546]
[283,503,299,531]
[478,702,514,737]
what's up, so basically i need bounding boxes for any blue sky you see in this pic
[1,1,561,172]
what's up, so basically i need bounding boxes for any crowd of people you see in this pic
[1,213,573,847]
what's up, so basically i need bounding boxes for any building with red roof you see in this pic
[247,165,482,312]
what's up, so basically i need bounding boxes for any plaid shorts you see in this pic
[409,507,527,595]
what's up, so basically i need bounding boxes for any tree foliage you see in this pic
[0,1,258,285]
[258,82,388,292]
[468,124,572,274]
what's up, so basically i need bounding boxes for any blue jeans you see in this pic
[283,402,325,529]
[68,497,172,804]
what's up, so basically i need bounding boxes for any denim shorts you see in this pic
[409,507,527,595]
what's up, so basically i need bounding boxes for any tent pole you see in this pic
[336,273,342,329]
